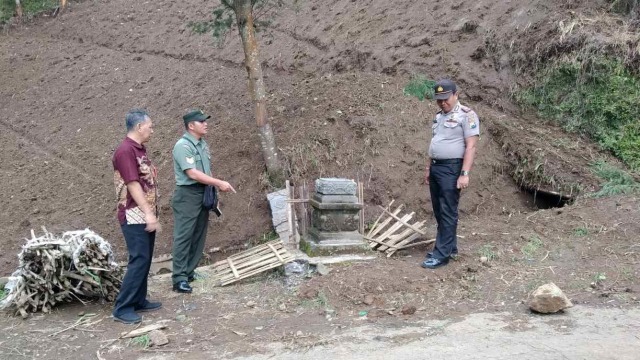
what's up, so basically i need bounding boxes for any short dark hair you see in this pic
[125,109,150,132]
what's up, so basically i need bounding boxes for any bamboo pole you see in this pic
[367,200,395,237]
[368,204,404,239]
[377,220,426,251]
[369,212,414,249]
[377,205,427,235]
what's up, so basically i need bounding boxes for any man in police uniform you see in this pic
[422,79,479,269]
[171,109,235,293]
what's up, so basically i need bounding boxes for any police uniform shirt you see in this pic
[428,102,480,160]
[172,133,212,186]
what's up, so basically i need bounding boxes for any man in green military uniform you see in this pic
[171,109,235,293]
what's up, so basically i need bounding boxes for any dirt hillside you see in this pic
[0,0,629,275]
[0,1,639,358]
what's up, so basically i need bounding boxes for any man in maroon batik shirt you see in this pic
[111,109,162,324]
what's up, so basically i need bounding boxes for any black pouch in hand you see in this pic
[203,185,222,217]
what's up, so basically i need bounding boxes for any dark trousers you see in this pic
[429,161,462,260]
[172,185,210,284]
[113,224,155,317]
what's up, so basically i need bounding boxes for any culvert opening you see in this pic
[522,187,574,209]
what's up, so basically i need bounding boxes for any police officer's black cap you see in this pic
[183,109,211,125]
[433,79,457,100]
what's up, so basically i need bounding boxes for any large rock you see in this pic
[149,329,169,346]
[529,283,573,314]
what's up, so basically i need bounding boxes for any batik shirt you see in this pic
[113,137,158,225]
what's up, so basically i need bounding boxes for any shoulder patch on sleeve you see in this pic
[467,112,478,129]
[460,106,472,113]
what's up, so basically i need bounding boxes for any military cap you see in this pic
[183,109,211,126]
[433,79,457,100]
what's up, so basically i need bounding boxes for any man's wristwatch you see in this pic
[461,170,470,176]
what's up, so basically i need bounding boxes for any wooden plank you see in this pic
[386,233,422,257]
[363,235,400,249]
[218,257,295,286]
[389,222,426,248]
[376,221,423,251]
[296,185,307,240]
[215,249,286,273]
[214,248,289,273]
[267,243,285,263]
[358,181,364,234]
[215,255,295,283]
[212,241,284,265]
[227,258,239,279]
[301,182,308,238]
[368,204,404,239]
[286,180,293,244]
[398,238,435,250]
[378,220,426,251]
[369,212,414,249]
[367,200,394,237]
[378,205,427,235]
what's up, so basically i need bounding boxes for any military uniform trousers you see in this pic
[429,159,463,260]
[172,184,210,284]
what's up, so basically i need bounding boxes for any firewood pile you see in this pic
[0,229,123,318]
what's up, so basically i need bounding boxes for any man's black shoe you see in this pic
[421,257,449,269]
[427,251,458,260]
[173,280,193,293]
[113,312,142,324]
[136,300,162,312]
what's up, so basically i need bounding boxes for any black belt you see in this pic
[179,183,205,188]
[431,158,462,164]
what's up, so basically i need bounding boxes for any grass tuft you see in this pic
[403,75,436,101]
[1,0,60,24]
[590,160,640,197]
[128,334,151,348]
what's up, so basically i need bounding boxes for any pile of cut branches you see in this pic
[0,229,123,318]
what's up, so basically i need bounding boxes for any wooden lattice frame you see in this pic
[211,240,295,286]
[365,201,434,257]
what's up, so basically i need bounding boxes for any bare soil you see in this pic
[0,0,638,358]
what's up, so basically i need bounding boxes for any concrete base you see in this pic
[301,229,371,257]
[289,249,377,265]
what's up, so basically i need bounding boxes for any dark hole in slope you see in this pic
[522,187,573,209]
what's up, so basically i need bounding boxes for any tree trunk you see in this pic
[234,0,283,185]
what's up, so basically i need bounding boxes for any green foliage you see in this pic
[516,58,640,171]
[607,0,639,15]
[573,227,589,236]
[0,288,7,301]
[521,235,543,259]
[478,244,498,261]
[189,0,293,44]
[1,0,60,24]
[128,334,151,348]
[300,290,329,308]
[590,160,640,197]
[248,229,279,248]
[403,75,436,101]
[189,6,235,45]
[616,121,640,171]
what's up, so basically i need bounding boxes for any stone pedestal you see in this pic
[302,178,369,255]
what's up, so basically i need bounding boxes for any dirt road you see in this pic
[142,306,640,359]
